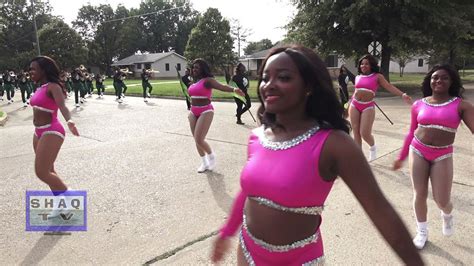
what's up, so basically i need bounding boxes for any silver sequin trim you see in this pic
[433,153,453,162]
[410,146,424,159]
[418,124,457,133]
[256,125,320,151]
[422,97,458,107]
[302,256,325,266]
[243,215,319,252]
[354,88,375,96]
[249,196,324,215]
[239,230,256,266]
[414,136,452,149]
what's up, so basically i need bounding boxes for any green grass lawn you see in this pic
[104,70,473,99]
[0,111,4,117]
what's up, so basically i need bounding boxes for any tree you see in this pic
[38,19,88,69]
[392,51,415,77]
[243,39,273,55]
[231,19,252,57]
[287,0,474,81]
[184,8,235,70]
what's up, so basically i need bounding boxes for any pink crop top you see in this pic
[398,97,462,161]
[219,125,334,238]
[354,73,378,94]
[29,83,59,118]
[187,78,212,99]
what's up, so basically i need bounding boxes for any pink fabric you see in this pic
[190,104,214,117]
[34,120,65,139]
[354,73,378,93]
[188,79,212,99]
[410,137,453,162]
[398,98,462,161]
[240,226,324,265]
[350,98,375,113]
[30,83,58,116]
[219,128,334,238]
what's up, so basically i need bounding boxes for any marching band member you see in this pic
[65,71,73,96]
[0,73,4,101]
[3,70,17,104]
[71,68,84,108]
[182,67,193,110]
[113,68,123,103]
[18,70,32,107]
[141,68,153,102]
[86,72,95,98]
[95,73,105,98]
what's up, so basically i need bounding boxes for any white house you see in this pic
[112,52,188,78]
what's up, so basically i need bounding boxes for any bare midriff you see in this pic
[353,89,375,102]
[191,98,211,106]
[33,109,53,127]
[415,128,455,147]
[244,198,320,245]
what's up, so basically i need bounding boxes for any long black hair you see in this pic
[257,45,351,134]
[421,64,464,98]
[30,56,66,95]
[357,54,380,74]
[192,58,214,79]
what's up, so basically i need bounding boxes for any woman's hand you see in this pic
[211,235,231,264]
[392,159,404,171]
[67,120,80,136]
[402,93,413,105]
[234,88,245,97]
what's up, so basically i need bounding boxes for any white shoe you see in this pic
[413,229,428,249]
[23,103,28,107]
[207,155,216,171]
[75,103,80,108]
[0,96,3,101]
[442,213,454,236]
[121,93,125,98]
[118,98,123,104]
[368,146,377,161]
[144,98,148,102]
[7,100,11,104]
[197,163,208,173]
[147,92,151,98]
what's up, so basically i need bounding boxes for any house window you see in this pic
[136,63,142,69]
[418,59,423,67]
[165,63,170,71]
[177,63,181,71]
[324,55,338,67]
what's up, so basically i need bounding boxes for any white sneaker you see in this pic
[368,146,377,161]
[23,103,28,107]
[7,100,11,104]
[118,98,123,104]
[0,96,3,101]
[121,93,125,98]
[207,155,216,171]
[413,229,428,249]
[144,98,148,102]
[197,162,208,173]
[147,92,151,98]
[442,213,454,236]
[75,103,80,108]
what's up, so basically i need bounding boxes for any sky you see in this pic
[48,0,296,44]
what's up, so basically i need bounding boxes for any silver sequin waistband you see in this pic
[243,214,320,252]
[418,124,457,133]
[414,136,452,149]
[249,196,324,215]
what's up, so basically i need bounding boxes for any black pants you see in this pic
[19,84,31,103]
[142,81,152,98]
[185,98,191,110]
[234,93,251,120]
[96,84,105,95]
[339,86,349,107]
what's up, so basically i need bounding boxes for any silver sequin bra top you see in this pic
[255,125,320,151]
[249,196,324,215]
[422,97,457,107]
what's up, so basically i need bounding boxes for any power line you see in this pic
[101,6,184,24]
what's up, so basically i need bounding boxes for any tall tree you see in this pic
[231,19,252,57]
[38,19,88,69]
[184,8,235,70]
[243,39,273,55]
[287,0,474,80]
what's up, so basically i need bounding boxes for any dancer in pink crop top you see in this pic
[187,59,244,173]
[211,46,423,265]
[393,64,474,250]
[29,56,80,217]
[349,54,412,162]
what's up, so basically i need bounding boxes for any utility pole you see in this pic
[31,0,41,55]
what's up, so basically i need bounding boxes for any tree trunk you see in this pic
[380,41,392,82]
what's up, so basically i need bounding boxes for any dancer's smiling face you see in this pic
[259,52,308,114]
[29,61,44,83]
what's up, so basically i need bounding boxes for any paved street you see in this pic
[0,85,473,265]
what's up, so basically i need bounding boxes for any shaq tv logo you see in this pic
[26,190,87,232]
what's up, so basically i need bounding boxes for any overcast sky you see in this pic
[48,0,296,44]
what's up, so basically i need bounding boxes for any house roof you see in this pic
[112,52,187,66]
[240,42,285,60]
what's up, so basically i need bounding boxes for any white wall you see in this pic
[239,58,259,72]
[389,57,429,73]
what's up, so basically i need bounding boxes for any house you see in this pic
[111,52,188,78]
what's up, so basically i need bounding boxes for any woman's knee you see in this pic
[35,167,51,182]
[434,198,451,210]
